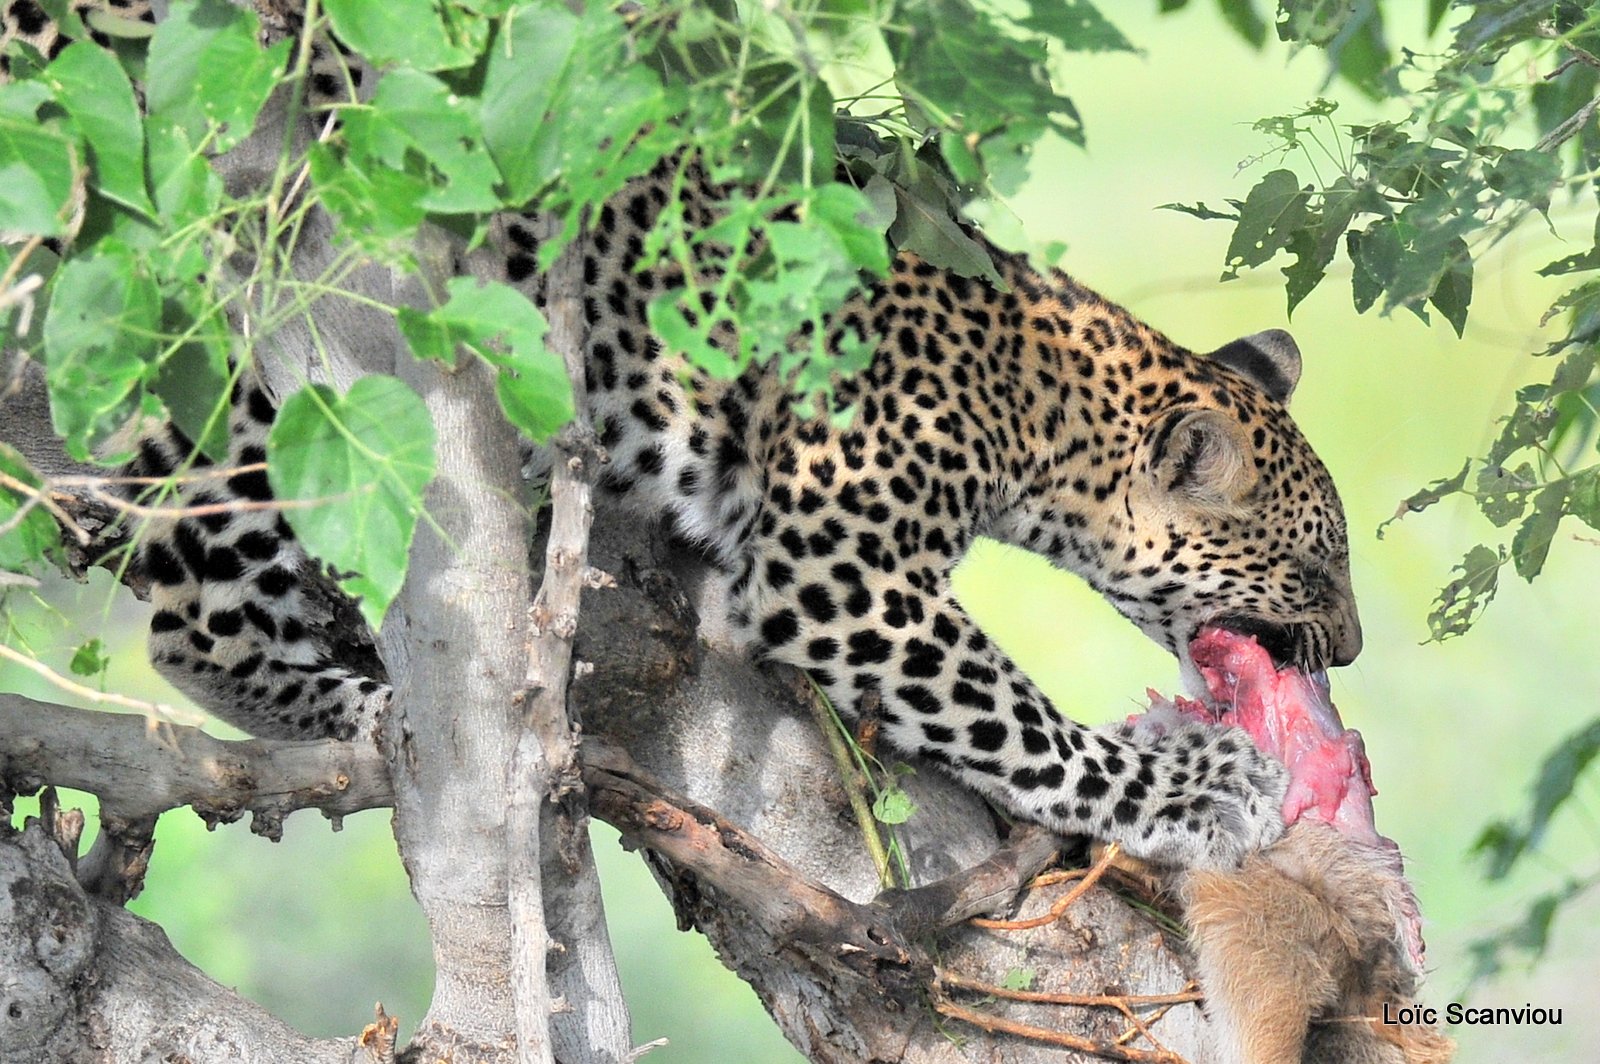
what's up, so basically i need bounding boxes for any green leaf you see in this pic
[1510,482,1565,580]
[268,377,437,630]
[342,69,501,215]
[42,244,162,461]
[1473,717,1600,881]
[1283,177,1367,314]
[0,83,82,237]
[1570,470,1600,533]
[147,118,224,240]
[890,0,1084,161]
[481,3,680,257]
[1013,1,1137,54]
[1487,147,1561,214]
[1425,0,1450,35]
[1525,716,1600,853]
[146,0,288,154]
[872,785,917,825]
[1463,881,1584,985]
[889,162,1004,288]
[36,0,88,41]
[0,445,62,574]
[44,42,154,217]
[1427,237,1473,338]
[732,63,836,187]
[323,0,483,72]
[1216,0,1269,48]
[1376,459,1469,539]
[999,967,1037,992]
[308,141,428,258]
[1222,169,1309,280]
[69,638,107,677]
[1347,221,1401,315]
[1381,196,1478,321]
[1426,544,1505,642]
[1476,461,1537,528]
[151,296,231,462]
[398,277,573,442]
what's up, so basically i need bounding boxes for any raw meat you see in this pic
[1142,626,1426,972]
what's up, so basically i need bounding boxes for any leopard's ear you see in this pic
[1141,408,1257,509]
[1208,329,1300,404]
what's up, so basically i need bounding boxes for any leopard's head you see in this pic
[1109,330,1361,674]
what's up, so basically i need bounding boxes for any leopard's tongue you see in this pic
[1175,626,1426,972]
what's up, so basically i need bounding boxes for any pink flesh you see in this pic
[1187,627,1376,832]
[1143,626,1426,970]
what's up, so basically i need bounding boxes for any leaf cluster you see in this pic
[0,0,1122,623]
[1167,4,1600,646]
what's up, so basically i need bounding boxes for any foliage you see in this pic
[1171,3,1600,646]
[0,0,1133,624]
[1171,0,1600,987]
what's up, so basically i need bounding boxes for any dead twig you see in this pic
[930,987,1191,1064]
[970,841,1121,930]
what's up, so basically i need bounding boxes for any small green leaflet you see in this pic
[267,377,437,630]
[890,0,1085,181]
[397,277,573,442]
[1376,459,1468,539]
[999,967,1037,992]
[308,141,428,258]
[43,42,154,217]
[147,120,223,236]
[340,70,501,215]
[480,3,681,261]
[646,183,890,399]
[146,0,288,155]
[872,785,917,825]
[1472,717,1600,882]
[1158,201,1240,222]
[890,182,1004,289]
[1426,544,1505,642]
[69,638,107,677]
[1509,482,1567,581]
[1012,0,1137,54]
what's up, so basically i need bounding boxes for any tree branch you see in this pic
[0,820,373,1064]
[0,692,390,832]
[509,212,634,1064]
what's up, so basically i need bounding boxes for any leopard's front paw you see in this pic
[1111,721,1287,870]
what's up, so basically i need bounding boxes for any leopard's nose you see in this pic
[1330,609,1362,667]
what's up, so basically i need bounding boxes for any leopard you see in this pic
[3,2,1362,872]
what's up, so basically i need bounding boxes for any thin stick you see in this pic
[0,642,199,725]
[970,842,1121,930]
[0,470,90,545]
[931,992,1190,1064]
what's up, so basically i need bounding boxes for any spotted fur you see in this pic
[5,8,1363,870]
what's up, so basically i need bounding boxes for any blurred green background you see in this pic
[6,7,1599,1063]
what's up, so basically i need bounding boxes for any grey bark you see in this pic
[0,821,365,1064]
[378,228,542,1060]
[518,217,635,1064]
